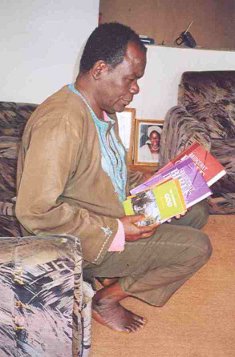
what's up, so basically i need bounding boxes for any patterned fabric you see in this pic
[0,137,19,201]
[0,101,36,209]
[159,106,211,166]
[211,138,235,194]
[159,71,235,215]
[0,215,21,237]
[0,102,93,356]
[0,234,92,357]
[178,71,235,139]
[0,102,37,137]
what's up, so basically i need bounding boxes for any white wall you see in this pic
[0,0,99,104]
[1,2,234,116]
[131,45,235,120]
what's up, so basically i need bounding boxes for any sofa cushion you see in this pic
[0,157,17,199]
[0,136,19,202]
[0,135,19,159]
[210,138,235,194]
[0,101,37,137]
[0,201,15,216]
[0,215,21,237]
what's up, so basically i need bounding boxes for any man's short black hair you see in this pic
[79,22,146,74]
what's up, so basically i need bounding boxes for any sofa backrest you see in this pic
[178,71,235,140]
[0,102,37,201]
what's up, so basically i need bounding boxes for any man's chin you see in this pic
[106,102,129,114]
[115,103,128,113]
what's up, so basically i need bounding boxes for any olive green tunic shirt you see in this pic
[16,86,143,264]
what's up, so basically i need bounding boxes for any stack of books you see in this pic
[123,142,226,226]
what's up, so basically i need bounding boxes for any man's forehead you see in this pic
[120,45,146,74]
[125,43,146,62]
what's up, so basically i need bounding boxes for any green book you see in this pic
[123,178,186,226]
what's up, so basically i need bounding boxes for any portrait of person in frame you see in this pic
[135,120,163,166]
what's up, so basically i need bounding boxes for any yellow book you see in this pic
[123,178,186,226]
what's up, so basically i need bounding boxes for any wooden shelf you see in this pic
[128,163,158,174]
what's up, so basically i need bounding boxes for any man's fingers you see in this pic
[175,211,187,219]
[141,232,153,238]
[128,214,146,223]
[140,222,159,232]
[138,223,159,238]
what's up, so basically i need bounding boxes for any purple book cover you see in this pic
[131,158,212,208]
[130,172,164,195]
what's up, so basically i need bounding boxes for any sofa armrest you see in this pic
[0,234,93,357]
[159,105,211,167]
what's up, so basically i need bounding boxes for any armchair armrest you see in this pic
[0,234,93,357]
[159,105,211,167]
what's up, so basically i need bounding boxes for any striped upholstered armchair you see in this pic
[0,102,93,356]
[159,71,235,215]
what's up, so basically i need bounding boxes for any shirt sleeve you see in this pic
[108,219,125,252]
[16,115,118,265]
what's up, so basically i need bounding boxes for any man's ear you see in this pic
[91,60,109,80]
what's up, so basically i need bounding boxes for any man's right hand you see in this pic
[120,215,159,242]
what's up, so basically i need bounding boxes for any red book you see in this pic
[170,142,226,186]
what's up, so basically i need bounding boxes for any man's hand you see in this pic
[120,215,159,242]
[167,210,188,222]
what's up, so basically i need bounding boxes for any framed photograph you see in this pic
[134,119,164,166]
[116,108,136,164]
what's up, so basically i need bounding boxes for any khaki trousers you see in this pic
[84,201,212,306]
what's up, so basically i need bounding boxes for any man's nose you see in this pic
[130,81,139,95]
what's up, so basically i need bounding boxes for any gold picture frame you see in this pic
[116,108,136,164]
[134,119,164,166]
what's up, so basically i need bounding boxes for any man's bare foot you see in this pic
[92,300,146,332]
[92,282,146,333]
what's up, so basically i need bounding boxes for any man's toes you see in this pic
[124,326,132,333]
[133,315,146,324]
[125,318,146,332]
[126,323,142,333]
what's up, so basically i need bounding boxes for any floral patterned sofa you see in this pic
[159,71,235,215]
[0,102,93,356]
